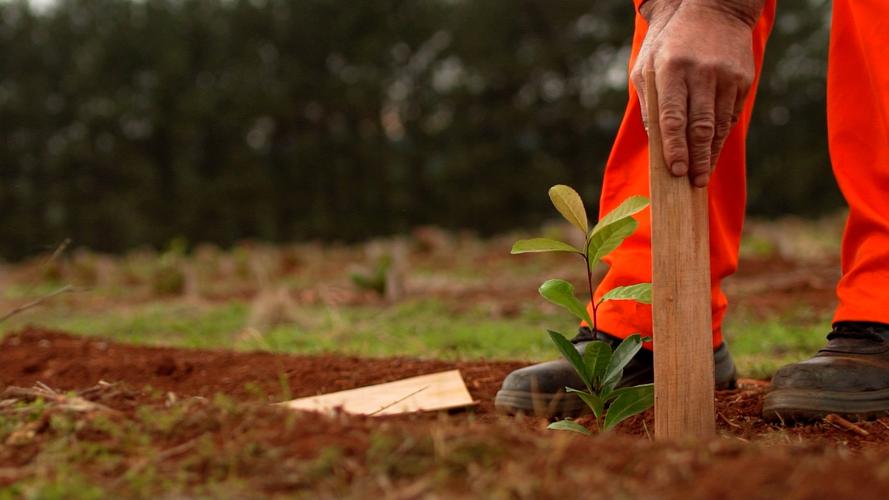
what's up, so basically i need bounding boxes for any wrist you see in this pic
[639,0,681,22]
[683,0,764,28]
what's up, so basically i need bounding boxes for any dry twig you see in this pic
[825,414,869,437]
[0,285,77,324]
[0,238,80,324]
[1,382,118,414]
[718,412,743,430]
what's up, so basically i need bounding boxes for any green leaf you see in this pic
[539,279,593,327]
[601,334,645,392]
[511,238,582,255]
[582,341,612,387]
[587,217,637,266]
[547,331,592,391]
[547,420,593,436]
[549,185,588,233]
[566,387,605,419]
[591,195,650,236]
[603,384,654,431]
[600,283,652,305]
[604,383,654,403]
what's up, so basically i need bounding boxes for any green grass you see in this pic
[1,297,833,377]
[725,307,831,379]
[0,394,528,499]
[0,299,576,362]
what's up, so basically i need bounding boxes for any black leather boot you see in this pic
[494,327,738,417]
[764,321,889,421]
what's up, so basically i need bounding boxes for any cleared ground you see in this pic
[2,214,872,499]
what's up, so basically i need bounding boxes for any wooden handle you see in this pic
[645,70,716,440]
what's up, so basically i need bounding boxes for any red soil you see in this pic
[4,327,889,498]
[0,327,525,414]
[5,326,889,443]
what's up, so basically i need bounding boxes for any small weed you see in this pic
[243,382,266,401]
[367,432,434,478]
[277,372,292,401]
[211,393,239,417]
[48,412,77,435]
[137,403,192,437]
[350,254,391,296]
[151,263,186,297]
[303,446,344,481]
[20,470,107,500]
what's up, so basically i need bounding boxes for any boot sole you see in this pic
[763,388,889,421]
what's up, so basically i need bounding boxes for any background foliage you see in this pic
[0,0,837,259]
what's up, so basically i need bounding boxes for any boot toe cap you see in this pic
[772,355,889,392]
[498,360,584,395]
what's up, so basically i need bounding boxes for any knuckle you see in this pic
[663,55,693,72]
[664,137,688,158]
[688,110,715,142]
[699,61,722,75]
[689,121,715,142]
[735,72,754,89]
[715,61,743,76]
[660,109,686,134]
[691,150,711,171]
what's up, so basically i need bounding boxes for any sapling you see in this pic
[512,185,654,434]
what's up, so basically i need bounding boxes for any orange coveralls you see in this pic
[593,0,889,348]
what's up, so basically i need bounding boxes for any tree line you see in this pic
[0,0,837,259]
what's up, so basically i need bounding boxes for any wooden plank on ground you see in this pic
[280,370,476,416]
[645,70,716,439]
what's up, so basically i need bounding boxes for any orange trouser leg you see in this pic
[590,2,776,348]
[829,0,889,324]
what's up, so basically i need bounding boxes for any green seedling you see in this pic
[512,185,654,434]
[350,254,392,296]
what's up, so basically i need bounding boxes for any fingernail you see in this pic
[693,173,709,187]
[671,162,687,176]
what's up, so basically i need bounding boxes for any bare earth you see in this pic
[3,327,889,498]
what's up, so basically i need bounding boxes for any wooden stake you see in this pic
[645,70,715,439]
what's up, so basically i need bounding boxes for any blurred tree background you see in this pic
[0,0,836,259]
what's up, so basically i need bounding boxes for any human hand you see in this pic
[631,0,763,187]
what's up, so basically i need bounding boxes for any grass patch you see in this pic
[725,307,831,379]
[0,299,575,362]
[1,302,248,350]
[1,298,834,376]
